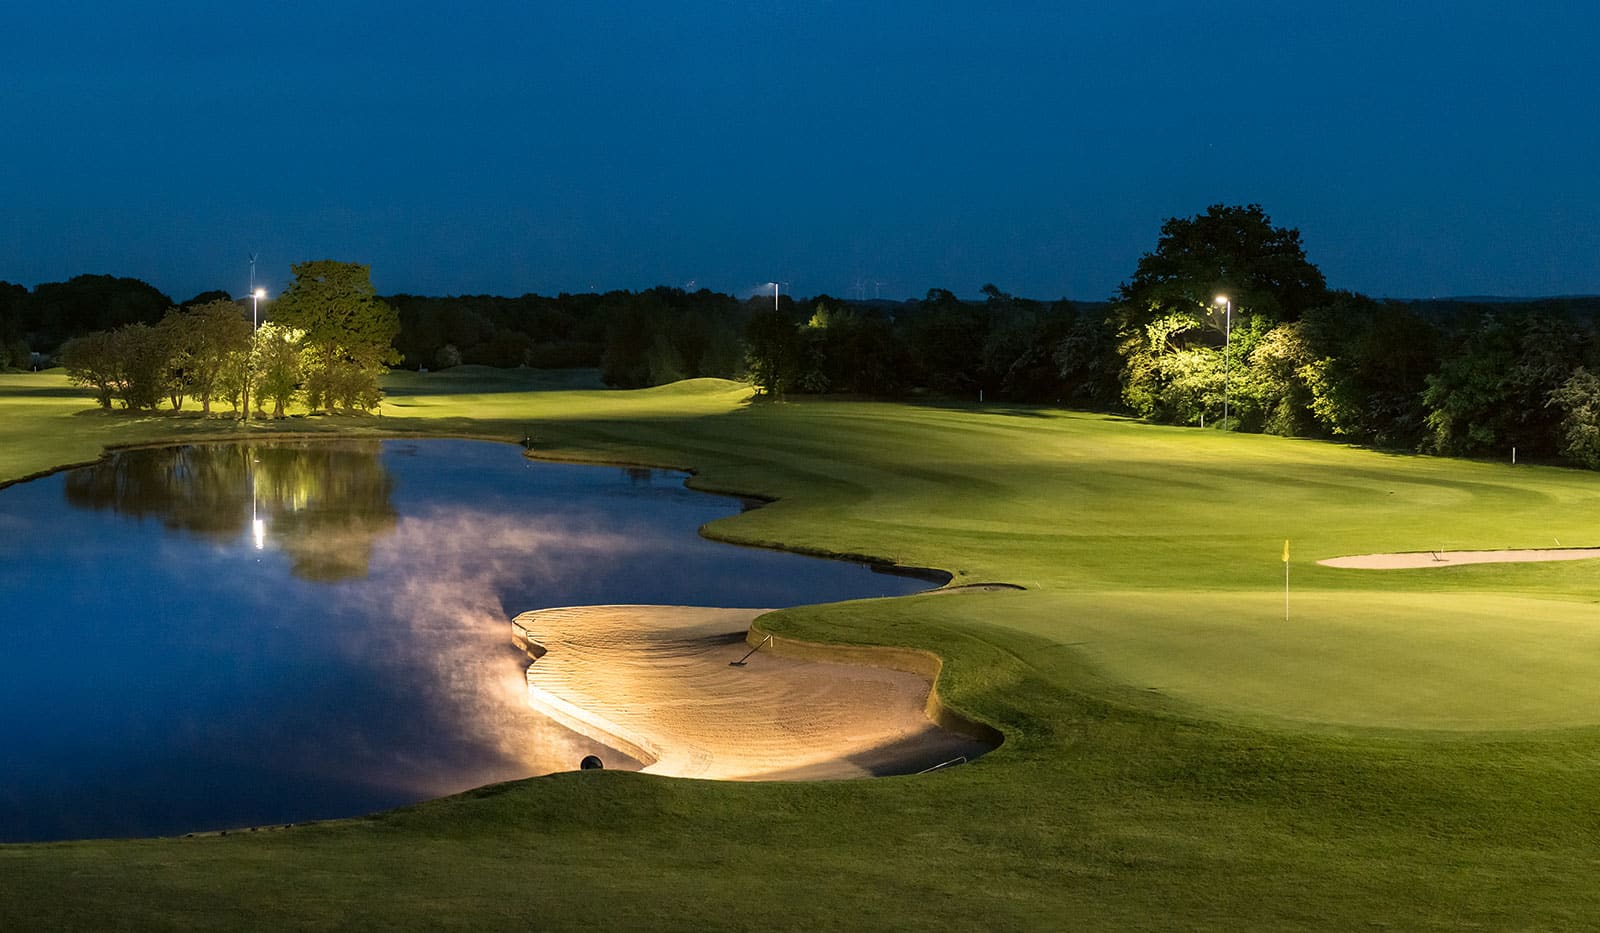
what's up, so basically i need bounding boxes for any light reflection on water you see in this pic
[0,439,929,842]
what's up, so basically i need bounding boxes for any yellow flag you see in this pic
[1282,539,1290,563]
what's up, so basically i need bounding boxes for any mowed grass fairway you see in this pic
[5,368,1600,930]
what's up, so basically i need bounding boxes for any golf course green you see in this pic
[5,367,1600,931]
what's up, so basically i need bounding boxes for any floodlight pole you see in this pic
[245,256,268,422]
[1215,295,1233,428]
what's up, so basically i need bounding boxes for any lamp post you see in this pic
[1214,294,1232,427]
[244,256,268,422]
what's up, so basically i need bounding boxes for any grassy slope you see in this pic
[4,370,1600,930]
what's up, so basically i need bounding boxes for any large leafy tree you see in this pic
[59,331,121,408]
[744,303,803,397]
[1549,367,1600,468]
[252,322,306,419]
[1297,293,1439,447]
[269,261,399,412]
[160,301,252,415]
[62,323,179,411]
[1117,204,1327,426]
[1119,203,1327,329]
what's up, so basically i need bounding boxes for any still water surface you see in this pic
[0,439,929,842]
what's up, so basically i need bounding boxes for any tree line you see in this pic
[11,208,1600,466]
[52,261,397,418]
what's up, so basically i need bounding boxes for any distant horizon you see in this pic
[9,268,1600,309]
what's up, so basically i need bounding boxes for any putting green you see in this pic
[992,588,1600,731]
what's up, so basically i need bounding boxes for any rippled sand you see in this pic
[511,605,991,780]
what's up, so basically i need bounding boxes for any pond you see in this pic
[0,439,934,842]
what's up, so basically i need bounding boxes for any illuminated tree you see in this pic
[269,261,399,412]
[1116,204,1327,426]
[160,301,252,415]
[1549,368,1600,468]
[253,322,305,418]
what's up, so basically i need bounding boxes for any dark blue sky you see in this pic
[4,2,1596,302]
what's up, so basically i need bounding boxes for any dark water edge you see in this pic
[0,438,930,842]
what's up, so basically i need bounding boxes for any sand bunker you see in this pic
[1319,547,1600,570]
[510,605,992,780]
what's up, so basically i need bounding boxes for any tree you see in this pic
[182,289,234,308]
[1422,310,1587,457]
[1116,204,1328,427]
[900,288,987,395]
[108,323,174,410]
[269,261,399,413]
[27,274,173,351]
[1549,368,1600,468]
[161,301,252,415]
[1240,322,1318,436]
[601,306,654,388]
[1052,306,1122,408]
[1119,204,1327,329]
[0,281,29,368]
[60,331,120,408]
[744,305,802,397]
[253,322,305,418]
[1298,294,1439,447]
[801,301,906,396]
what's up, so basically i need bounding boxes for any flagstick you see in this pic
[1282,538,1290,622]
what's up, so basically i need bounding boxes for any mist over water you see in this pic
[0,439,927,842]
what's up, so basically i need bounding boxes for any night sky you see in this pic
[4,2,1596,302]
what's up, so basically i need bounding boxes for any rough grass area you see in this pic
[5,369,1600,931]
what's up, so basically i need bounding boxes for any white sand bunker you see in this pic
[510,605,992,780]
[1319,547,1600,570]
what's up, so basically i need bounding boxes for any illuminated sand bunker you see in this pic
[510,605,995,780]
[1319,547,1600,570]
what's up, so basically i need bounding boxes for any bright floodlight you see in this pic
[1214,294,1228,305]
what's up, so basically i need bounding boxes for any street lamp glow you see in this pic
[1214,294,1228,305]
[251,288,267,330]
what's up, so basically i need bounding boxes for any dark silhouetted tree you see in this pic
[745,305,803,397]
[270,261,399,412]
